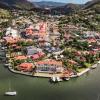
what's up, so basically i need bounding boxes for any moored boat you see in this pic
[4,80,17,96]
[62,77,70,81]
[56,77,63,82]
[4,63,11,67]
[51,76,56,82]
[91,64,97,69]
[5,91,17,96]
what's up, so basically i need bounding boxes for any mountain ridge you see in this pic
[33,1,66,9]
[0,0,35,10]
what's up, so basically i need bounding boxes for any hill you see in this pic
[58,0,100,32]
[34,1,66,9]
[51,3,81,15]
[84,0,100,14]
[0,0,35,10]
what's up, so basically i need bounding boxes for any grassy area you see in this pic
[77,63,92,73]
[84,63,91,68]
[77,68,86,73]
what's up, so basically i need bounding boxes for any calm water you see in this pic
[0,61,100,100]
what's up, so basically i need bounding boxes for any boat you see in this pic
[50,76,63,83]
[5,91,17,96]
[50,76,59,83]
[51,76,56,82]
[1,46,7,50]
[91,64,97,69]
[4,63,11,67]
[4,81,17,96]
[98,61,100,64]
[62,77,70,81]
[56,77,63,82]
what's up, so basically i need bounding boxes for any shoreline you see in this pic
[77,63,99,77]
[7,62,99,80]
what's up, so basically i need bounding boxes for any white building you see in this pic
[5,27,20,38]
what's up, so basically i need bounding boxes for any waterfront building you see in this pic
[35,59,64,73]
[18,63,33,72]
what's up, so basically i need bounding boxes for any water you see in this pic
[0,62,100,100]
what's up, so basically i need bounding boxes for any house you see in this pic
[18,63,33,72]
[68,60,78,65]
[5,27,20,38]
[35,59,64,73]
[14,55,27,61]
[62,69,74,77]
[87,38,96,44]
[3,36,19,44]
[31,52,45,60]
[24,46,42,56]
[83,31,100,39]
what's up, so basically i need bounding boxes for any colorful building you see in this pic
[35,59,64,73]
[18,63,33,72]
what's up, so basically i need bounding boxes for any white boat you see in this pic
[65,78,70,81]
[98,61,100,64]
[51,76,56,82]
[50,76,62,82]
[5,81,17,96]
[62,77,70,81]
[5,91,17,96]
[56,77,63,82]
[4,63,11,67]
[91,64,97,69]
[1,46,7,50]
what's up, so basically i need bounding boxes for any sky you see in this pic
[28,0,92,4]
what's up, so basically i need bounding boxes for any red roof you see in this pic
[38,52,45,56]
[87,38,96,43]
[36,60,62,67]
[15,55,27,60]
[68,60,77,65]
[18,63,33,71]
[19,63,33,68]
[31,54,39,60]
[26,29,33,35]
[3,37,19,44]
[75,51,81,56]
[89,51,97,55]
[31,52,45,60]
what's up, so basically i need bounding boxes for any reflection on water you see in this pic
[0,63,100,100]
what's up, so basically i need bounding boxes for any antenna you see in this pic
[8,80,11,91]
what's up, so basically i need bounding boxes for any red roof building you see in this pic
[35,59,64,73]
[18,63,33,72]
[14,55,27,60]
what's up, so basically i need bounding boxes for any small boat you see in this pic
[1,46,7,50]
[56,77,63,82]
[50,76,59,83]
[5,91,17,96]
[4,63,11,67]
[4,81,17,96]
[51,76,56,82]
[91,64,97,69]
[62,77,70,81]
[98,61,100,64]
